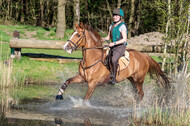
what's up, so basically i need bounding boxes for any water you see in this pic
[2,82,143,126]
[2,77,190,126]
[8,96,135,125]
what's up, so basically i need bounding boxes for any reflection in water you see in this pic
[54,118,92,126]
[2,117,97,126]
[84,119,92,126]
[54,118,62,126]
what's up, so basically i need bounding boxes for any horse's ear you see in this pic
[80,22,84,29]
[75,23,80,29]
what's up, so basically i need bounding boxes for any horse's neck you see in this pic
[82,32,104,65]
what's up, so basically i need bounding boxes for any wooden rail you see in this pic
[10,38,67,50]
[10,31,168,60]
[10,38,166,51]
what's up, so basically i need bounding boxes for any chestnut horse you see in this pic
[56,23,170,101]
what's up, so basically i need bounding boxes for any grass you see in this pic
[13,56,79,84]
[0,24,190,125]
[0,43,80,84]
[10,85,57,101]
[0,24,74,42]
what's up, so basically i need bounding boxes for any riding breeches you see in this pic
[110,44,126,77]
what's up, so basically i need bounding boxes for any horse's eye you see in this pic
[77,35,80,37]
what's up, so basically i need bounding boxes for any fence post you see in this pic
[11,30,21,60]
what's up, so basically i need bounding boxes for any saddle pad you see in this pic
[118,51,130,71]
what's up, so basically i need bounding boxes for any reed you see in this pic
[133,74,190,125]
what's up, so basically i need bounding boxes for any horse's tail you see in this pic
[145,54,170,89]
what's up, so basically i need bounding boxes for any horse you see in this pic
[55,22,170,101]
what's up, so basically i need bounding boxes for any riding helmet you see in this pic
[112,8,124,17]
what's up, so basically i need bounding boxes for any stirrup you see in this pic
[108,76,116,85]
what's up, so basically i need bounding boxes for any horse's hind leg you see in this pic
[135,80,144,99]
[128,77,137,92]
[56,74,85,100]
[128,77,144,100]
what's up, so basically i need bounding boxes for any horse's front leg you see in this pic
[84,80,98,101]
[56,74,85,100]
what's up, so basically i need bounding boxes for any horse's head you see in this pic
[63,22,86,53]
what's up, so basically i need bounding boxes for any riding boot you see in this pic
[108,62,117,85]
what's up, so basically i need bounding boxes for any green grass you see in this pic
[10,85,57,100]
[0,43,11,61]
[0,24,74,42]
[12,56,79,84]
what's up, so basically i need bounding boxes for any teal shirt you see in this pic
[110,22,127,45]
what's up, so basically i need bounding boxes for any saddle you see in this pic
[104,47,130,72]
[118,51,130,71]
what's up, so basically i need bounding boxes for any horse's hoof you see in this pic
[55,95,63,100]
[108,77,116,85]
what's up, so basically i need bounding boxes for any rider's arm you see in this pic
[102,30,111,41]
[109,30,127,47]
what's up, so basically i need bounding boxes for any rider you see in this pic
[102,8,127,85]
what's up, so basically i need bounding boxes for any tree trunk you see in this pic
[30,0,37,25]
[117,0,121,8]
[40,0,44,27]
[25,0,29,18]
[106,0,112,19]
[128,0,135,38]
[6,0,10,21]
[73,0,80,29]
[134,0,141,35]
[174,0,185,75]
[15,2,19,20]
[162,0,171,71]
[83,0,89,23]
[10,0,12,19]
[56,0,66,39]
[46,1,50,25]
[51,1,57,26]
[20,0,24,23]
[182,4,190,77]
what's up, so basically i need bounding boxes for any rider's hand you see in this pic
[101,38,105,41]
[109,42,115,47]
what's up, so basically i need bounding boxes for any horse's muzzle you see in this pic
[63,42,73,53]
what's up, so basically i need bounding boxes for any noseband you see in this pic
[67,29,86,50]
[67,29,105,81]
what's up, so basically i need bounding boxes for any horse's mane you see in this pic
[84,24,103,46]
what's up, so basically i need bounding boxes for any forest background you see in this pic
[0,0,189,76]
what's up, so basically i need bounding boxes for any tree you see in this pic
[128,0,135,38]
[56,0,66,39]
[117,0,121,8]
[73,0,80,29]
[40,0,44,27]
[162,0,171,71]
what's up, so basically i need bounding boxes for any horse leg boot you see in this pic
[56,83,67,100]
[56,74,85,100]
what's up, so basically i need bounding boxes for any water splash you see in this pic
[69,96,92,108]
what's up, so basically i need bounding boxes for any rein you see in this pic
[81,47,105,69]
[69,29,106,81]
[81,45,106,82]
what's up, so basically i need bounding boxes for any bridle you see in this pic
[67,29,86,50]
[67,28,106,81]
